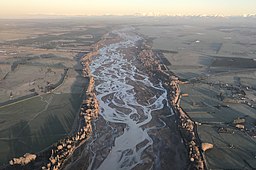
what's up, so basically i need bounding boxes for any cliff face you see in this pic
[137,43,206,170]
[38,49,101,170]
[5,34,205,170]
[9,153,37,166]
[6,48,100,170]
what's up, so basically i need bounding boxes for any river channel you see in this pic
[66,28,187,170]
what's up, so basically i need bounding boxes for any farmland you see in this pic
[0,18,108,164]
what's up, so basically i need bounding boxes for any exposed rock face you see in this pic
[7,49,100,170]
[9,153,36,165]
[39,51,100,170]
[57,145,63,151]
[235,124,245,129]
[233,117,246,130]
[202,143,214,152]
[137,44,206,169]
[6,36,204,170]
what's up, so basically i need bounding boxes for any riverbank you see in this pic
[135,21,256,169]
[3,28,206,170]
[137,40,207,169]
[0,59,86,165]
[60,28,189,169]
[1,50,100,170]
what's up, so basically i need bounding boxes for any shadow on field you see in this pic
[0,53,88,165]
[6,120,32,163]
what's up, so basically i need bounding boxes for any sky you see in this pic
[1,0,256,17]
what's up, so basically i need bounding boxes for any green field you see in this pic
[0,92,83,164]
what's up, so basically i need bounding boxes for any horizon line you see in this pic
[1,13,256,19]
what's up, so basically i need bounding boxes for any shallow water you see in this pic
[87,28,174,170]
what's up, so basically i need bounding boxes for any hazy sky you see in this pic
[1,0,256,17]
